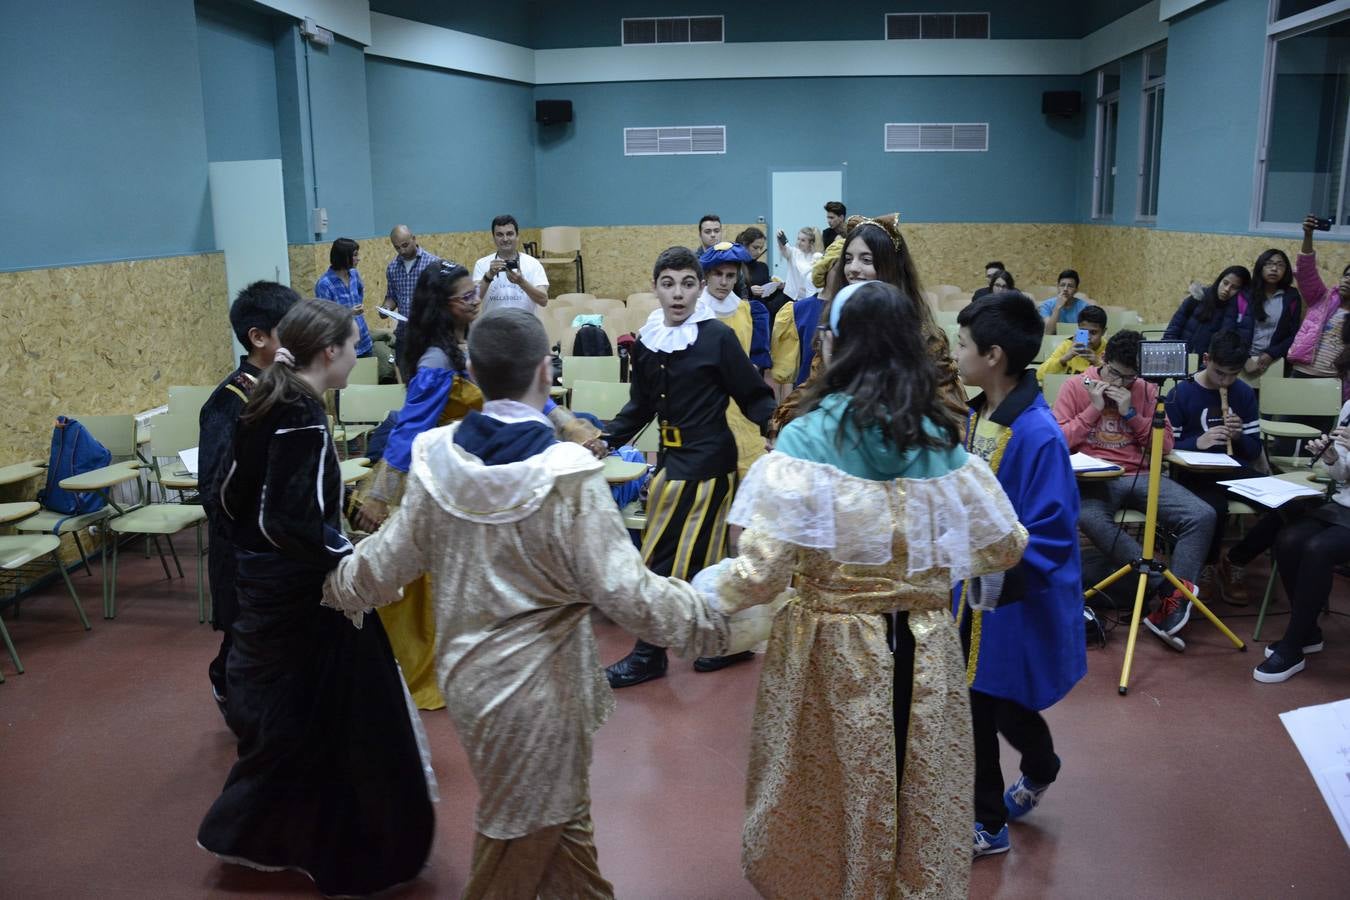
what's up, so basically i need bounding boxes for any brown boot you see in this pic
[1217,553,1250,606]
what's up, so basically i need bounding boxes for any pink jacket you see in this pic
[1289,251,1342,365]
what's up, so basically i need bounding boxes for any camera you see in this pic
[504,257,520,271]
[1315,216,1333,232]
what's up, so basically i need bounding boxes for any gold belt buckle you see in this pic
[659,423,683,447]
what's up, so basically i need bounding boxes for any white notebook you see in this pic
[1217,476,1321,508]
[1069,452,1122,473]
[1171,450,1241,467]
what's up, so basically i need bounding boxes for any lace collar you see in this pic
[638,301,714,353]
[701,287,740,317]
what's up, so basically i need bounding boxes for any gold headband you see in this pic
[845,213,904,251]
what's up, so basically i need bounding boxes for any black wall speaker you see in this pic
[536,99,573,125]
[1041,90,1082,118]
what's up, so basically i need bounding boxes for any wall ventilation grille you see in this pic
[884,123,989,152]
[624,126,727,156]
[885,13,990,40]
[622,16,725,45]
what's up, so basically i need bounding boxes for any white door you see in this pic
[208,160,290,359]
[770,170,843,284]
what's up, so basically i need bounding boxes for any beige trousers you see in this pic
[462,807,614,900]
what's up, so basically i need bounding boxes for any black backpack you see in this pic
[571,324,612,356]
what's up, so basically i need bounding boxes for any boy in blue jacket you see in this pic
[953,292,1087,859]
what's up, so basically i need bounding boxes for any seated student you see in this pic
[323,308,778,896]
[198,281,299,718]
[954,293,1086,860]
[971,261,1006,302]
[1241,248,1302,377]
[1253,413,1350,682]
[1037,304,1108,382]
[1163,266,1254,356]
[1165,330,1263,605]
[1052,330,1216,650]
[1038,269,1086,335]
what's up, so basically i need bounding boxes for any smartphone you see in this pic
[1075,328,1090,346]
[1315,216,1333,231]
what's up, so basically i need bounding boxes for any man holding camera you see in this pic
[473,214,550,314]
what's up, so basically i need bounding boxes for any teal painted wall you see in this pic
[195,0,283,163]
[532,75,1086,226]
[1154,0,1268,233]
[1,0,213,269]
[365,59,538,236]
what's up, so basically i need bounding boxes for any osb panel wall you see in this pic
[0,253,232,465]
[288,229,543,335]
[1070,225,1343,323]
[288,222,1336,327]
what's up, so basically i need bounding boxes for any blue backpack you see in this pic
[38,416,113,516]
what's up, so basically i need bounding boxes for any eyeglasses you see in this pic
[451,287,480,304]
[1102,364,1138,385]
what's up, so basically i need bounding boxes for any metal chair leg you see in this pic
[54,551,90,631]
[71,531,94,577]
[151,535,172,580]
[108,533,121,619]
[164,533,185,579]
[0,609,23,674]
[1253,559,1279,642]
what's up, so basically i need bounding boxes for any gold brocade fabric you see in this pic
[717,301,769,477]
[325,434,732,840]
[716,471,1027,899]
[352,375,484,710]
[771,322,965,438]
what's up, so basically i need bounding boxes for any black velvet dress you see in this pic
[197,392,434,897]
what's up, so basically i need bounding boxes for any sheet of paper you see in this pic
[1218,476,1321,507]
[1171,450,1241,467]
[377,307,408,323]
[1069,452,1121,473]
[1279,697,1350,848]
[178,447,199,477]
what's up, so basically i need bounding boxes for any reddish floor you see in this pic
[1,553,1348,898]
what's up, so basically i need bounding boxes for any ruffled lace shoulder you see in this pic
[727,451,1020,580]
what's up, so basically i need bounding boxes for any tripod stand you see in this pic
[1083,395,1246,695]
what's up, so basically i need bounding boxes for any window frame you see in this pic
[1252,0,1350,235]
[1136,42,1167,223]
[1093,67,1122,220]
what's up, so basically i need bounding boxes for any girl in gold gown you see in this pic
[695,282,1027,898]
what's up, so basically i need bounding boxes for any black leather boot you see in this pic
[693,651,756,672]
[606,640,668,688]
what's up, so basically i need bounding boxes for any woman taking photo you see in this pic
[198,300,434,896]
[1163,265,1254,356]
[695,281,1027,898]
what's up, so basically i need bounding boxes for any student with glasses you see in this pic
[1051,330,1216,651]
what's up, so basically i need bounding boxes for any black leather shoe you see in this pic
[693,651,755,673]
[606,641,668,688]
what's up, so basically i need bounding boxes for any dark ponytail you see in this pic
[241,300,354,425]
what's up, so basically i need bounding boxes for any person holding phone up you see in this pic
[1288,213,1350,399]
[1036,304,1108,382]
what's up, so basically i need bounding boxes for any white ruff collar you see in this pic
[638,301,714,353]
[701,287,740,317]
